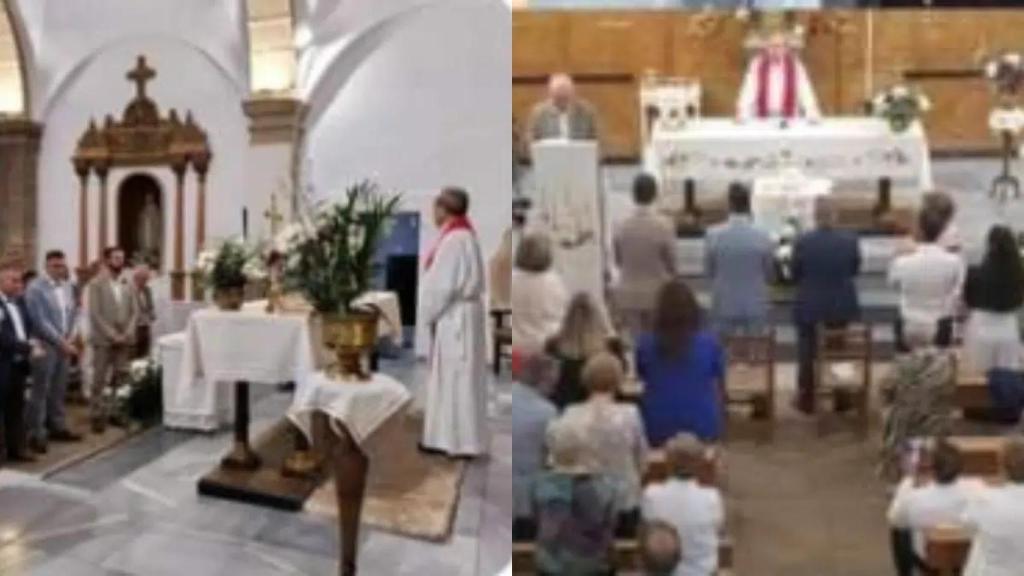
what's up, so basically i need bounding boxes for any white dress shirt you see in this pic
[887,477,984,558]
[888,243,965,327]
[962,484,1024,576]
[0,294,27,341]
[46,275,70,335]
[558,112,570,140]
[642,478,725,576]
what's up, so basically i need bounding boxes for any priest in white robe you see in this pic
[737,32,820,121]
[419,187,489,458]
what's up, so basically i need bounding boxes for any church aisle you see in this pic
[0,360,512,576]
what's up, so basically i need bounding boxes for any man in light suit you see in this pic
[528,74,599,142]
[25,250,82,453]
[705,183,775,335]
[612,173,679,340]
[86,247,138,433]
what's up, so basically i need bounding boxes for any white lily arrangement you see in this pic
[195,238,266,289]
[870,85,931,134]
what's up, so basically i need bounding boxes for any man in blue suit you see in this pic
[705,182,775,335]
[791,196,861,414]
[25,250,82,454]
[0,261,42,464]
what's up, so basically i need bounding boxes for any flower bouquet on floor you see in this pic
[281,180,401,380]
[869,85,931,134]
[196,238,266,310]
[770,217,800,300]
[120,357,163,424]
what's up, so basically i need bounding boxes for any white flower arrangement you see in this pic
[984,51,1024,97]
[869,85,931,133]
[195,238,266,289]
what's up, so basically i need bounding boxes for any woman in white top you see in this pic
[511,233,569,351]
[556,352,648,537]
[962,226,1024,374]
[962,437,1024,576]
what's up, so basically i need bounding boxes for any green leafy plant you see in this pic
[281,181,401,315]
[196,239,265,290]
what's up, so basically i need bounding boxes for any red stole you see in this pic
[756,52,798,119]
[424,216,475,271]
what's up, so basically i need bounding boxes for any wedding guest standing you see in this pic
[25,250,81,454]
[963,225,1024,374]
[0,261,42,464]
[86,247,138,433]
[132,263,157,359]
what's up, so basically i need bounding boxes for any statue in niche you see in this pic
[138,192,162,266]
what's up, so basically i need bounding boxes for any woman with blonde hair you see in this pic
[511,232,569,352]
[545,292,622,410]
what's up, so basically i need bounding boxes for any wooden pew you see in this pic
[491,308,512,376]
[948,436,1005,478]
[955,375,993,413]
[925,525,971,576]
[512,538,735,575]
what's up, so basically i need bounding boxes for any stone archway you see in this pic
[117,172,163,270]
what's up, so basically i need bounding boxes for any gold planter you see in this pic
[213,286,246,311]
[321,311,379,381]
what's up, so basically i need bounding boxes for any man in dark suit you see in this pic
[791,197,862,414]
[0,261,43,464]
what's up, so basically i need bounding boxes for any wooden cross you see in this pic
[264,193,285,238]
[127,56,156,99]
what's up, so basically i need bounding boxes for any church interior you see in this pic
[0,1,511,575]
[512,4,1024,576]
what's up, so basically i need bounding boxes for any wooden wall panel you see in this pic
[512,9,1019,160]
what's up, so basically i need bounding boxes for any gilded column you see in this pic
[171,158,188,300]
[73,159,90,270]
[192,151,211,257]
[95,160,110,259]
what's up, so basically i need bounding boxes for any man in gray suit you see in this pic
[612,173,679,339]
[705,182,775,335]
[86,247,138,433]
[528,74,599,142]
[25,250,82,452]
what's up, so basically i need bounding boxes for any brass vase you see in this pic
[321,310,379,381]
[213,286,246,311]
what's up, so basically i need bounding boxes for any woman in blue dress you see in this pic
[635,279,726,446]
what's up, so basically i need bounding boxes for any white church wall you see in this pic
[11,0,250,269]
[296,0,512,261]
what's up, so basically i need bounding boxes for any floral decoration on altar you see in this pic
[277,181,401,380]
[122,357,162,424]
[869,85,931,134]
[984,52,1024,99]
[196,238,266,309]
[771,216,801,287]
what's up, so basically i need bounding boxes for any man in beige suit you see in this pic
[528,74,599,142]
[86,247,138,433]
[612,173,679,340]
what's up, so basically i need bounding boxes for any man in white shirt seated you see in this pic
[961,436,1024,576]
[641,433,724,576]
[887,439,983,576]
[888,210,965,352]
[640,519,682,576]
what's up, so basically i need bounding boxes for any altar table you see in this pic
[646,118,933,211]
[176,307,320,466]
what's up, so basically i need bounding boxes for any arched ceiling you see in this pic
[0,0,25,115]
[247,0,296,96]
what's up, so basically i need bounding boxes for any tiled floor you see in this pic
[0,358,513,576]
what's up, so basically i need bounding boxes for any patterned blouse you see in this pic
[533,471,621,576]
[880,348,955,480]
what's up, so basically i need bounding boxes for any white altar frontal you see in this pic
[530,140,606,309]
[645,118,934,206]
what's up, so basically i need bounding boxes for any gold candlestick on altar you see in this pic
[264,193,286,314]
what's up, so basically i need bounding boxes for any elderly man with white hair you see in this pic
[528,73,598,142]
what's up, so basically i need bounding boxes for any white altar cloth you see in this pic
[159,332,232,431]
[646,118,933,193]
[287,371,411,447]
[172,308,319,431]
[752,172,833,234]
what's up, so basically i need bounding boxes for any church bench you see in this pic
[815,324,873,436]
[512,537,734,575]
[723,332,777,440]
[491,308,512,376]
[948,436,1005,478]
[644,449,719,488]
[955,375,993,412]
[925,525,971,576]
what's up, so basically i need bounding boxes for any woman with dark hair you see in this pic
[963,225,1024,374]
[635,280,725,446]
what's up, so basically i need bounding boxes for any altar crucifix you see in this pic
[128,56,156,99]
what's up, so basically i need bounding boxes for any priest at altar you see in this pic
[737,32,820,122]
